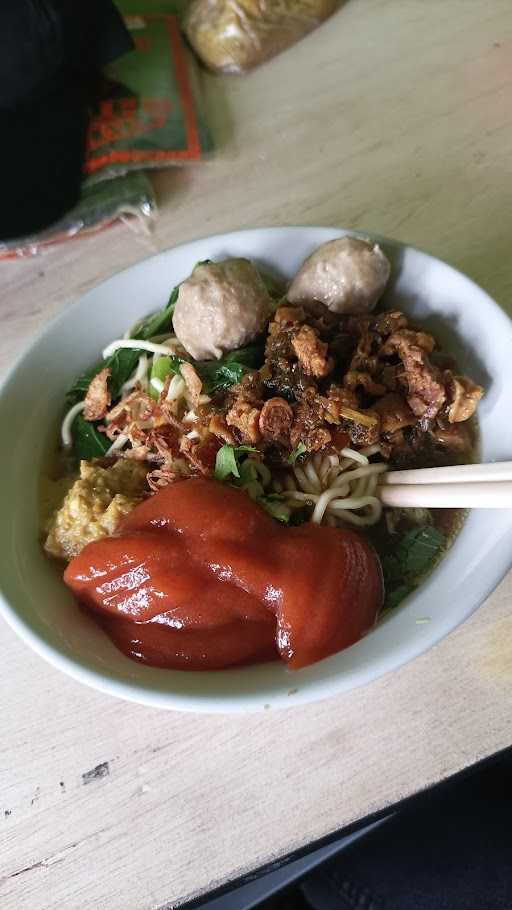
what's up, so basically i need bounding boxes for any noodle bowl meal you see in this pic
[43,237,483,671]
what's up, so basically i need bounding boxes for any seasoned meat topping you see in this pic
[344,415,381,448]
[259,397,294,445]
[444,372,483,423]
[226,399,262,443]
[382,330,446,421]
[374,393,416,435]
[324,384,360,421]
[371,311,408,336]
[274,305,305,327]
[291,325,333,378]
[344,370,386,397]
[290,389,331,452]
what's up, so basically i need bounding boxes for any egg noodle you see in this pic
[273,446,387,527]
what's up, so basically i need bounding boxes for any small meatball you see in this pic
[287,237,391,315]
[173,259,271,361]
[259,397,293,446]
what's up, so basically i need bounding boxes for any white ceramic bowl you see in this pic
[1,227,512,713]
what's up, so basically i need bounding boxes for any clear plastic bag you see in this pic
[0,172,156,259]
[185,0,337,74]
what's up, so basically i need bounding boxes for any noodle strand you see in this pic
[276,450,387,528]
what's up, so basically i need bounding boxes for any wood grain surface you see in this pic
[1,2,512,907]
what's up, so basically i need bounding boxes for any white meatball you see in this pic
[287,237,391,315]
[172,258,271,361]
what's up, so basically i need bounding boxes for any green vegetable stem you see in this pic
[214,445,290,523]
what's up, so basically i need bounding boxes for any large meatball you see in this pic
[287,237,391,315]
[172,259,271,360]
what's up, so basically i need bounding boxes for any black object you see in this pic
[0,0,133,241]
[300,748,512,910]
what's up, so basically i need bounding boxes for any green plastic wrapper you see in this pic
[85,5,213,181]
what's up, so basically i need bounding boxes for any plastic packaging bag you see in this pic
[0,172,156,259]
[86,10,213,181]
[185,0,337,74]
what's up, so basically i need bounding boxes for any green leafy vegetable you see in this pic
[382,525,444,610]
[214,445,257,481]
[149,348,257,399]
[223,343,265,368]
[129,269,189,340]
[68,269,187,404]
[288,442,307,465]
[385,584,414,611]
[71,414,111,460]
[107,349,143,398]
[237,458,263,498]
[67,365,101,402]
[195,343,265,394]
[214,446,289,522]
[150,355,174,384]
[397,526,444,575]
[196,360,247,394]
[133,295,177,341]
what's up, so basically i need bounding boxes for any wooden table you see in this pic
[2,2,512,907]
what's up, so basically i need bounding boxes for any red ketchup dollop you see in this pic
[64,478,383,670]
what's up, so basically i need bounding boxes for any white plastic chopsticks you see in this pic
[378,461,512,508]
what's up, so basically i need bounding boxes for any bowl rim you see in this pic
[1,224,512,713]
